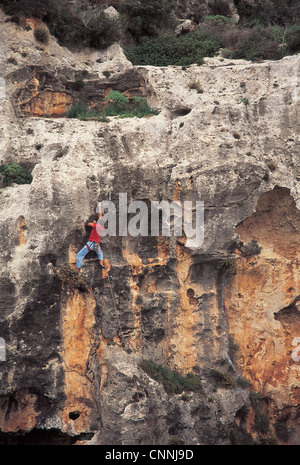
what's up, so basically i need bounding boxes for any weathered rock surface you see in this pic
[0,9,300,445]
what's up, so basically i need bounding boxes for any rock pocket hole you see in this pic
[287,287,295,293]
[69,411,81,420]
[187,288,195,298]
[187,288,198,305]
[171,108,192,118]
[132,392,145,403]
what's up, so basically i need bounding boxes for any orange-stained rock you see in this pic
[59,287,99,435]
[21,90,73,117]
[119,188,224,374]
[225,187,300,430]
[18,216,27,246]
[15,68,73,117]
[0,390,39,433]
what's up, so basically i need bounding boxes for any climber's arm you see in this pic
[97,202,102,219]
[86,203,102,227]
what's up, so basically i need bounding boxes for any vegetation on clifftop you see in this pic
[1,0,300,65]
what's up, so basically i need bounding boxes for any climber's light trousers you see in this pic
[76,241,103,269]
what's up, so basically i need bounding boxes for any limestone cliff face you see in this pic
[0,10,300,445]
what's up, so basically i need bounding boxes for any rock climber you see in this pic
[76,203,105,272]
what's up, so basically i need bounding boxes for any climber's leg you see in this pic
[95,246,104,268]
[76,244,90,271]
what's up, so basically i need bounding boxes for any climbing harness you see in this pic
[93,242,100,253]
[86,241,101,252]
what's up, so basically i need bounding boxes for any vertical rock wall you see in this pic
[0,11,300,444]
[225,187,300,443]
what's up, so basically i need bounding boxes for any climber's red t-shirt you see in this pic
[88,223,104,243]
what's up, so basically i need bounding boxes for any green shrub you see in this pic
[104,90,130,115]
[268,25,286,43]
[274,421,291,442]
[219,257,236,275]
[168,436,185,445]
[67,92,158,120]
[221,23,286,60]
[122,0,175,40]
[46,7,84,47]
[231,29,281,61]
[104,92,158,118]
[230,425,256,445]
[130,95,158,117]
[0,0,52,18]
[254,413,269,434]
[210,0,233,17]
[235,0,300,27]
[179,393,192,401]
[56,264,88,291]
[140,359,201,394]
[286,24,300,53]
[249,391,262,412]
[240,97,249,105]
[73,80,85,91]
[34,24,50,43]
[84,11,122,50]
[203,14,232,28]
[66,103,101,121]
[125,31,220,66]
[236,376,250,388]
[66,103,89,120]
[44,4,121,50]
[0,163,32,187]
[2,0,300,62]
[209,369,237,388]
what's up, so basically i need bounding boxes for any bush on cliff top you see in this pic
[235,0,300,27]
[0,0,50,18]
[121,0,176,41]
[0,0,121,50]
[2,0,300,61]
[125,30,220,66]
[230,28,283,61]
[124,16,297,66]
